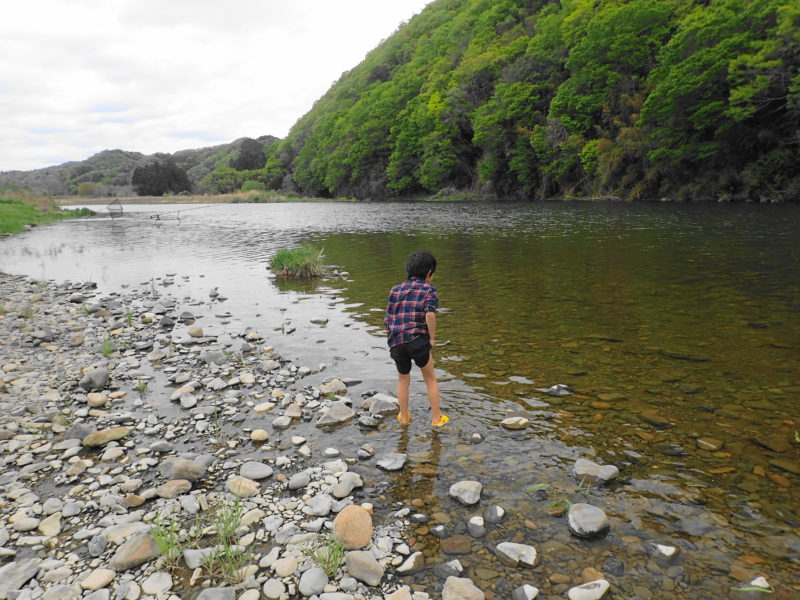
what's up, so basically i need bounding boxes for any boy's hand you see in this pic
[430,338,436,347]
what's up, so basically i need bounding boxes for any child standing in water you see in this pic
[384,250,448,427]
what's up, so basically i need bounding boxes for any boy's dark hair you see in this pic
[406,250,437,279]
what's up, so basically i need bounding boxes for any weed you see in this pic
[149,512,184,571]
[125,311,134,327]
[81,303,90,315]
[0,304,8,315]
[269,245,324,279]
[302,534,345,578]
[200,497,251,584]
[100,336,116,357]
[135,378,148,398]
[20,304,34,319]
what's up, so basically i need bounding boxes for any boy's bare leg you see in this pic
[419,355,442,425]
[397,372,411,426]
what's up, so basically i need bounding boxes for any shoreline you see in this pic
[0,270,792,600]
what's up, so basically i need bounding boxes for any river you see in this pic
[1,201,798,598]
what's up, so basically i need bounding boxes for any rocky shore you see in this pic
[0,273,783,600]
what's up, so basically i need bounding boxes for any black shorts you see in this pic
[390,336,431,374]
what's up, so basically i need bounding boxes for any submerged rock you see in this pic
[567,503,610,539]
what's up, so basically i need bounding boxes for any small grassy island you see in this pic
[0,190,94,234]
[269,245,325,279]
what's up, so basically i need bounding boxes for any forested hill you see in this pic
[246,0,798,202]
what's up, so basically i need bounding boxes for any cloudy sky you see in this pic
[0,0,431,172]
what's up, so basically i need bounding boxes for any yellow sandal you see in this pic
[432,413,449,427]
[397,411,411,426]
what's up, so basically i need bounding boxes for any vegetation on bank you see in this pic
[269,245,325,279]
[0,189,94,234]
[241,0,796,202]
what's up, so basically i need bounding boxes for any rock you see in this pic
[441,535,472,554]
[183,548,216,569]
[511,584,540,600]
[467,516,486,538]
[82,426,130,447]
[195,588,236,600]
[156,479,192,499]
[272,557,297,577]
[496,542,537,567]
[160,458,206,481]
[433,559,464,578]
[484,505,506,524]
[345,550,384,586]
[397,551,425,574]
[12,518,40,532]
[317,379,347,396]
[332,472,363,498]
[316,401,356,427]
[80,568,116,590]
[288,471,311,490]
[568,503,610,539]
[203,350,228,365]
[80,367,109,391]
[572,458,619,486]
[109,533,160,570]
[226,476,259,498]
[500,417,530,430]
[0,559,41,599]
[308,493,333,516]
[188,326,204,338]
[299,567,328,596]
[262,580,285,600]
[333,505,373,550]
[250,429,269,441]
[567,579,610,600]
[366,393,399,416]
[376,453,407,471]
[386,587,414,600]
[141,572,172,595]
[449,480,482,505]
[87,392,108,408]
[769,458,800,475]
[442,576,485,600]
[753,435,791,453]
[310,317,329,325]
[696,438,724,451]
[240,462,273,480]
[38,512,62,536]
[271,416,292,429]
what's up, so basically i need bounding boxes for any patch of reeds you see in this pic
[269,245,324,279]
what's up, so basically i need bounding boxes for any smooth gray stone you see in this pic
[298,567,328,597]
[376,453,407,471]
[567,503,610,539]
[240,462,273,480]
[0,558,41,599]
[449,480,482,505]
[287,471,310,490]
[195,588,236,600]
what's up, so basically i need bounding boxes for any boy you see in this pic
[384,250,448,427]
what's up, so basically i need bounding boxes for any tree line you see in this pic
[202,0,797,202]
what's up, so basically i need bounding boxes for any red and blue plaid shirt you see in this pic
[384,277,438,348]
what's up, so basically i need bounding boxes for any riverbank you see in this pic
[3,272,588,600]
[0,196,94,235]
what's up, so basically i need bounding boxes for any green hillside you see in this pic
[256,0,799,202]
[0,136,278,197]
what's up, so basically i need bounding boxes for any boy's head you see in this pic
[406,250,437,280]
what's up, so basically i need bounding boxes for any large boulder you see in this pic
[333,505,373,550]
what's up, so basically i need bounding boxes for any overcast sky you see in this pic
[0,0,431,172]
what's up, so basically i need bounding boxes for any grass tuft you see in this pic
[270,245,324,279]
[0,189,94,235]
[302,534,345,578]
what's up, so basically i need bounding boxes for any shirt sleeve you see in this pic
[423,289,438,313]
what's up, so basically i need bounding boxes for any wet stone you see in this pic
[376,453,407,471]
[449,480,482,505]
[568,579,610,600]
[567,503,610,539]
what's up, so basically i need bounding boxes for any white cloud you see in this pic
[0,0,430,171]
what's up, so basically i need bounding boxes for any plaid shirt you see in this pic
[384,277,438,347]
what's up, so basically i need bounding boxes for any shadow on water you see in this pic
[1,201,799,597]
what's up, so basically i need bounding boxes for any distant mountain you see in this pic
[0,136,278,197]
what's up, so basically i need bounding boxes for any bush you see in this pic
[269,245,324,279]
[240,180,266,192]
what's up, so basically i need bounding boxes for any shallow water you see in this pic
[1,201,799,597]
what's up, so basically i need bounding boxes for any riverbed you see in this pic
[1,200,798,598]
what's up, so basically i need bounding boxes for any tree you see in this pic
[131,159,191,196]
[230,138,266,171]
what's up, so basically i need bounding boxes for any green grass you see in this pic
[100,336,117,357]
[269,245,324,279]
[0,193,94,235]
[302,534,345,578]
[150,513,184,571]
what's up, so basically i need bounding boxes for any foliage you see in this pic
[0,192,94,234]
[149,512,184,571]
[228,0,798,202]
[269,245,325,279]
[131,158,192,196]
[302,534,345,578]
[100,336,117,357]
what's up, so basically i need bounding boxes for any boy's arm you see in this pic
[425,311,436,347]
